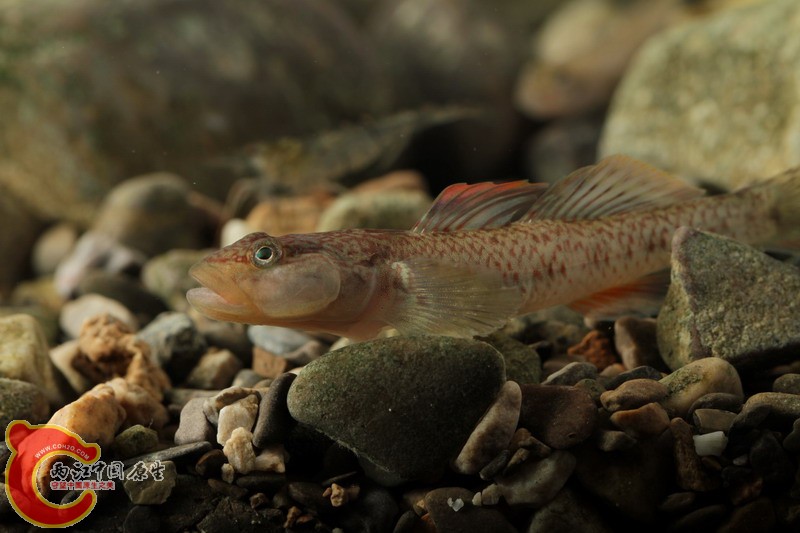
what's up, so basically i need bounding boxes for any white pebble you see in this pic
[447,497,464,512]
[216,395,259,445]
[223,427,256,474]
[693,431,728,456]
[253,444,287,473]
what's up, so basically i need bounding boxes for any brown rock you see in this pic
[670,418,719,491]
[519,384,597,449]
[252,347,290,379]
[610,402,670,438]
[600,378,669,412]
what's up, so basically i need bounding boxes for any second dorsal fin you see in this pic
[412,180,548,233]
[524,155,706,222]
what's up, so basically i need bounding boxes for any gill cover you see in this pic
[252,254,341,319]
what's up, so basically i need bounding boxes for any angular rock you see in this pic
[217,395,260,445]
[223,427,256,474]
[693,431,728,457]
[660,357,743,418]
[452,381,521,475]
[0,314,63,404]
[106,377,169,430]
[287,336,506,482]
[693,409,737,434]
[657,228,800,370]
[601,0,800,191]
[519,384,597,449]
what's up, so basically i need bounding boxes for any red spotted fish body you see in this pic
[188,156,800,340]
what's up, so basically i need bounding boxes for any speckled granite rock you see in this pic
[601,0,800,190]
[286,336,506,482]
[657,228,800,370]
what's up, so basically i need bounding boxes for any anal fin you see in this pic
[387,258,522,338]
[568,269,671,320]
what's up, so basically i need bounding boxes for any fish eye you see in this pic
[252,244,279,268]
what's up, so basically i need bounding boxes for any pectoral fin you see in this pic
[386,258,522,337]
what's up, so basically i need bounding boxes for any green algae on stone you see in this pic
[286,336,506,482]
[657,228,800,371]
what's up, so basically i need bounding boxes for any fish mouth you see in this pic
[186,262,254,322]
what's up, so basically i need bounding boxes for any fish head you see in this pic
[187,232,379,332]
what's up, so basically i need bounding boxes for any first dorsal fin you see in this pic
[412,180,548,233]
[524,155,705,222]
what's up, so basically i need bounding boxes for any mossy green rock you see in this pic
[0,378,49,429]
[481,332,541,385]
[287,336,506,482]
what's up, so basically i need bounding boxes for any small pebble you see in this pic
[595,429,637,452]
[614,317,666,371]
[542,361,598,386]
[174,397,216,445]
[773,373,800,394]
[479,450,511,481]
[609,402,670,438]
[783,418,800,453]
[693,431,728,457]
[670,418,718,491]
[692,408,737,434]
[600,379,668,412]
[136,312,207,381]
[567,330,618,370]
[185,349,243,390]
[742,392,800,426]
[253,372,296,448]
[204,386,261,426]
[573,378,605,403]
[223,427,256,474]
[253,444,287,474]
[232,369,268,388]
[112,425,159,459]
[217,394,259,445]
[248,325,314,355]
[195,449,227,478]
[60,294,139,338]
[251,347,291,379]
[687,392,743,417]
[660,358,743,418]
[603,365,664,390]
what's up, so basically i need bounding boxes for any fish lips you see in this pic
[186,262,255,322]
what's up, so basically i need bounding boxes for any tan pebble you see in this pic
[661,358,743,417]
[107,377,169,429]
[610,402,671,438]
[600,378,669,412]
[39,383,126,492]
[223,427,256,474]
[252,346,291,379]
[253,444,287,474]
[217,395,260,445]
